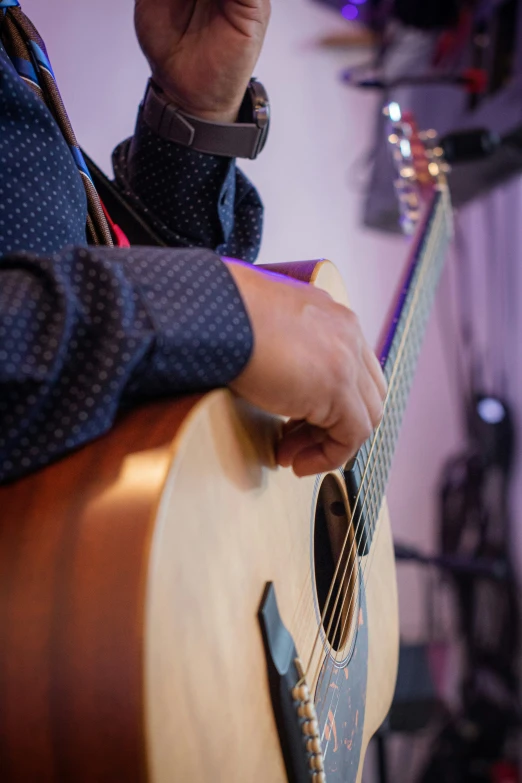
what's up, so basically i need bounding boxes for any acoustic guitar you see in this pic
[0,109,452,782]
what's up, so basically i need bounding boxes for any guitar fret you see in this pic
[356,190,452,537]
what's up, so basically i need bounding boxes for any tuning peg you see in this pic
[400,211,420,236]
[383,101,402,122]
[399,190,420,210]
[398,165,416,181]
[418,129,438,142]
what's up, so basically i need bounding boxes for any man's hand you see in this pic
[134,0,271,123]
[225,261,387,478]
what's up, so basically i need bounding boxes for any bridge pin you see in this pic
[292,684,310,702]
[306,737,322,755]
[310,755,325,772]
[297,701,315,720]
[302,719,319,737]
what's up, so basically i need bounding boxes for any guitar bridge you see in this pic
[259,583,326,783]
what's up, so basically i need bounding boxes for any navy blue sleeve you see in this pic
[0,53,258,485]
[112,109,264,263]
[0,246,253,484]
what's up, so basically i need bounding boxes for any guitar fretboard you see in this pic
[346,185,452,555]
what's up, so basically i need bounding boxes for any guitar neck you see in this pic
[346,183,453,554]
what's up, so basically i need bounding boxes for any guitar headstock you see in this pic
[384,102,450,235]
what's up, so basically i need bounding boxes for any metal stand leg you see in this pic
[376,733,389,783]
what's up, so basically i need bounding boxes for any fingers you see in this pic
[292,440,349,478]
[225,262,388,479]
[277,409,369,477]
[277,422,326,468]
[277,424,360,478]
[363,344,387,401]
[277,345,387,477]
[358,354,386,429]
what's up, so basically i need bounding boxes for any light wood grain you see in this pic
[145,391,398,782]
[145,261,398,782]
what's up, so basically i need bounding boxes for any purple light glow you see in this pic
[349,0,368,5]
[341,3,359,20]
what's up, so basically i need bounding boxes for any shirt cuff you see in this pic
[116,246,254,396]
[112,109,237,250]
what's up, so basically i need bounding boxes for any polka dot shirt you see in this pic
[113,108,264,264]
[0,43,261,484]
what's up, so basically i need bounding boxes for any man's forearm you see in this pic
[0,246,253,484]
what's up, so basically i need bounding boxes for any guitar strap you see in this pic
[0,0,114,246]
[82,150,166,248]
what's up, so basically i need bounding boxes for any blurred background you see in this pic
[22,0,522,779]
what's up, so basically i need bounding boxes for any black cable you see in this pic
[483,196,505,394]
[503,180,520,405]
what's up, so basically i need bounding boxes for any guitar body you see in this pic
[0,261,399,783]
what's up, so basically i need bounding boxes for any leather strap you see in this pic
[142,80,267,160]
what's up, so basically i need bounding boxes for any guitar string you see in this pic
[304,190,442,688]
[320,225,446,754]
[317,317,428,745]
[323,187,450,670]
[306,208,439,712]
[317,198,449,752]
[316,195,447,729]
[315,329,438,743]
[322,201,445,678]
[307,192,447,728]
[318,209,447,762]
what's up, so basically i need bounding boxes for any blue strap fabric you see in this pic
[0,2,113,245]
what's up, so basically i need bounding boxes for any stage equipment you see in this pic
[335,0,522,231]
[416,395,521,781]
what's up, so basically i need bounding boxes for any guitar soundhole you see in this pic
[313,474,358,655]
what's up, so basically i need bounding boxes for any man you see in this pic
[0,0,386,484]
